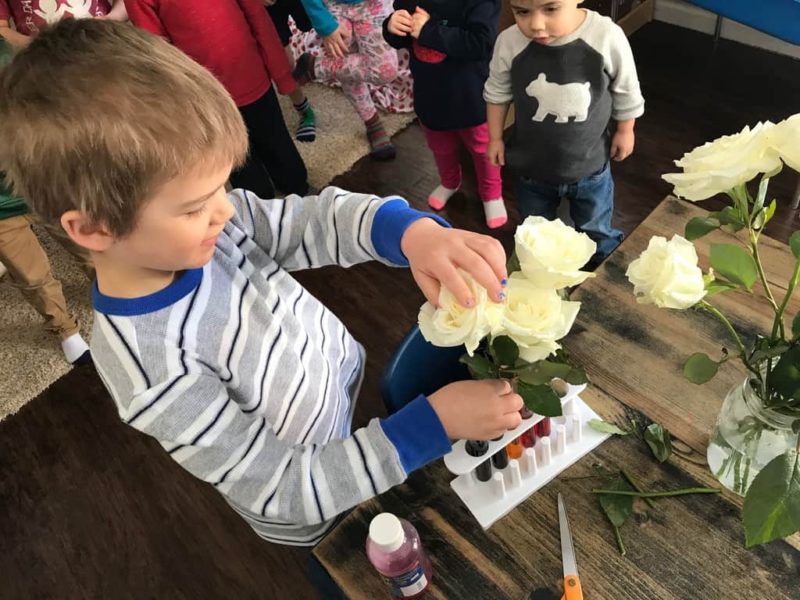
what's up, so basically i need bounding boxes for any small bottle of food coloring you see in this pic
[466,440,493,482]
[367,513,432,598]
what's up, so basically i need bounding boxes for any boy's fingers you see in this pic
[457,247,506,302]
[412,270,441,307]
[434,264,476,308]
[466,236,507,286]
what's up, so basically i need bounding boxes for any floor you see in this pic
[1,21,798,600]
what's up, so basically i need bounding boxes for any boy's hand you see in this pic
[487,139,505,167]
[611,124,635,161]
[388,10,414,36]
[410,7,430,38]
[428,380,523,440]
[323,25,350,59]
[401,218,507,306]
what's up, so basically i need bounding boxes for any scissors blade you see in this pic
[558,493,579,578]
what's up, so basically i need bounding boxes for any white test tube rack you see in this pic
[443,384,610,529]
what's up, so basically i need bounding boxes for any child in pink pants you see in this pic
[383,0,505,228]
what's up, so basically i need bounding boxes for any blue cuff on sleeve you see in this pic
[380,395,451,474]
[371,199,451,266]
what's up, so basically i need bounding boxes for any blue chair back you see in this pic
[381,325,471,414]
[688,0,800,44]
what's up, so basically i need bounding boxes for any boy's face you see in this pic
[510,0,583,44]
[108,163,236,274]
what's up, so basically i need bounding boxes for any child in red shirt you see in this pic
[125,0,311,199]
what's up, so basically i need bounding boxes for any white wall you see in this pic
[654,0,800,60]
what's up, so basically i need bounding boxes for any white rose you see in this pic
[490,274,581,362]
[626,235,706,309]
[515,216,596,289]
[662,121,783,201]
[766,113,800,173]
[418,271,491,356]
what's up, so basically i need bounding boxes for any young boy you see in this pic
[0,19,522,546]
[124,0,311,200]
[484,0,644,266]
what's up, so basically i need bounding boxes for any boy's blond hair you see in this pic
[0,20,248,237]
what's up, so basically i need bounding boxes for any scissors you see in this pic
[558,493,584,600]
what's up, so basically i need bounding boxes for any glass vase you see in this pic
[706,375,798,496]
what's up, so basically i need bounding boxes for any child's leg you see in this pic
[307,0,397,159]
[516,175,562,222]
[459,123,507,229]
[420,125,462,210]
[0,215,89,363]
[568,162,623,264]
[235,87,309,197]
[229,144,277,199]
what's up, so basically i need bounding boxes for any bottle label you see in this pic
[382,561,428,597]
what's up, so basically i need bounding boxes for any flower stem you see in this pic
[773,257,800,340]
[613,525,626,555]
[697,301,758,376]
[750,230,783,338]
[621,469,655,508]
[591,487,721,498]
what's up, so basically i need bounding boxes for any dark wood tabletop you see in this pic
[313,197,800,600]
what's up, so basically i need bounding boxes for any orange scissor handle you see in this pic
[561,575,583,600]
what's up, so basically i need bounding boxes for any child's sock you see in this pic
[61,332,91,365]
[365,113,396,161]
[293,97,316,143]
[292,53,315,86]
[483,198,508,229]
[427,183,460,210]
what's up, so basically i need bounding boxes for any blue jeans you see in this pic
[516,163,623,263]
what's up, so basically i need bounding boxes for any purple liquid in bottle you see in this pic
[366,513,432,598]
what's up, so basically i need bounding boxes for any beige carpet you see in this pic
[0,83,415,420]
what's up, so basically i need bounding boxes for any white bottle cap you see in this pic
[369,513,404,553]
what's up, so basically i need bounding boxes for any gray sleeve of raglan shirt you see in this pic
[584,17,644,121]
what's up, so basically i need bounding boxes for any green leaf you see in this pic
[563,367,589,386]
[764,199,777,225]
[793,313,800,339]
[770,346,800,401]
[506,251,521,275]
[517,381,563,417]
[588,419,631,436]
[598,476,635,528]
[491,336,519,367]
[459,353,496,380]
[713,206,745,231]
[749,343,789,364]
[790,232,800,260]
[516,360,572,386]
[644,423,672,463]
[743,452,800,547]
[704,280,738,296]
[683,352,720,384]
[709,244,758,289]
[684,217,719,241]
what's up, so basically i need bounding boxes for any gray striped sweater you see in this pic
[91,187,452,546]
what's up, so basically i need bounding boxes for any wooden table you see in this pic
[314,197,800,599]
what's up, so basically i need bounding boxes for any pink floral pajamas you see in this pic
[313,0,398,122]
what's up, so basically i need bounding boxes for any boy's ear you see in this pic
[60,210,115,252]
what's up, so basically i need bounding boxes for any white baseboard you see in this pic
[654,0,800,59]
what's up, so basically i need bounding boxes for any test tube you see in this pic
[519,405,534,420]
[521,428,536,448]
[492,447,509,469]
[466,440,493,482]
[535,417,552,438]
[508,458,522,489]
[524,447,538,477]
[506,437,523,460]
[492,471,506,499]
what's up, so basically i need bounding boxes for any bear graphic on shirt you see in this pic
[525,73,591,123]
